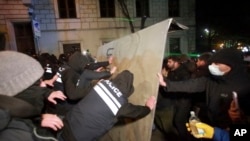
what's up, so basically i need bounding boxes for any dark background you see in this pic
[196,0,250,38]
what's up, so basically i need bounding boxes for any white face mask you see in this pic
[208,64,225,76]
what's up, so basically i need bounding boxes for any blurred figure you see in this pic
[0,51,66,141]
[61,70,156,141]
[179,54,197,74]
[161,56,170,77]
[0,51,156,141]
[155,55,193,141]
[191,52,213,123]
[45,51,116,116]
[158,48,250,130]
[186,91,250,141]
[192,52,213,78]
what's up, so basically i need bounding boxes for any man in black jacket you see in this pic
[155,55,193,141]
[158,48,250,130]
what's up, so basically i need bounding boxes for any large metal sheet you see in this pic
[97,18,172,141]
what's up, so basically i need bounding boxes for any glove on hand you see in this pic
[186,122,214,139]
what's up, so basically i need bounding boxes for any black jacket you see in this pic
[61,70,150,141]
[0,85,55,141]
[165,66,250,129]
[61,52,112,101]
[49,52,111,116]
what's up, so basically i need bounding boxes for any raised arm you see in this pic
[157,72,207,93]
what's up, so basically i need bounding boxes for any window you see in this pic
[169,38,181,53]
[63,43,81,54]
[136,0,149,17]
[58,0,77,18]
[168,0,180,17]
[99,0,115,18]
[13,22,36,55]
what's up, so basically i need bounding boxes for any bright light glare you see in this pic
[219,43,224,48]
[242,47,248,52]
[204,28,209,33]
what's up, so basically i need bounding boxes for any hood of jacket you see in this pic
[111,70,134,98]
[209,48,246,81]
[67,52,90,73]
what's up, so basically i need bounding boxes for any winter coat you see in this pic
[165,66,250,129]
[61,52,112,101]
[0,85,55,141]
[61,70,151,141]
[49,52,111,116]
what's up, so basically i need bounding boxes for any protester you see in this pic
[158,48,250,130]
[186,92,250,141]
[186,121,229,141]
[155,55,193,141]
[191,52,212,78]
[190,52,213,123]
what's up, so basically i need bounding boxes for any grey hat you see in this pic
[0,51,44,96]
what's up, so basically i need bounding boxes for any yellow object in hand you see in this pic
[186,122,214,139]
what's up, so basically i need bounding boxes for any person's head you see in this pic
[68,51,90,72]
[179,54,190,64]
[167,55,180,71]
[110,70,134,98]
[161,57,170,76]
[0,51,44,96]
[208,48,244,76]
[196,52,212,68]
[58,53,68,64]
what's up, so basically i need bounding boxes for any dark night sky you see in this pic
[196,0,250,38]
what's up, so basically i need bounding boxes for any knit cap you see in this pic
[209,48,244,67]
[0,51,44,96]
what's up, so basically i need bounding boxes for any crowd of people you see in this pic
[1,47,250,141]
[156,48,250,141]
[0,50,156,141]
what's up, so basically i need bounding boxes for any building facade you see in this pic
[0,0,196,57]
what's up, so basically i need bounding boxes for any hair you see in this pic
[198,52,213,63]
[167,55,180,63]
[178,54,190,64]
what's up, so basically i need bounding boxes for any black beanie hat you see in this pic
[209,48,244,67]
